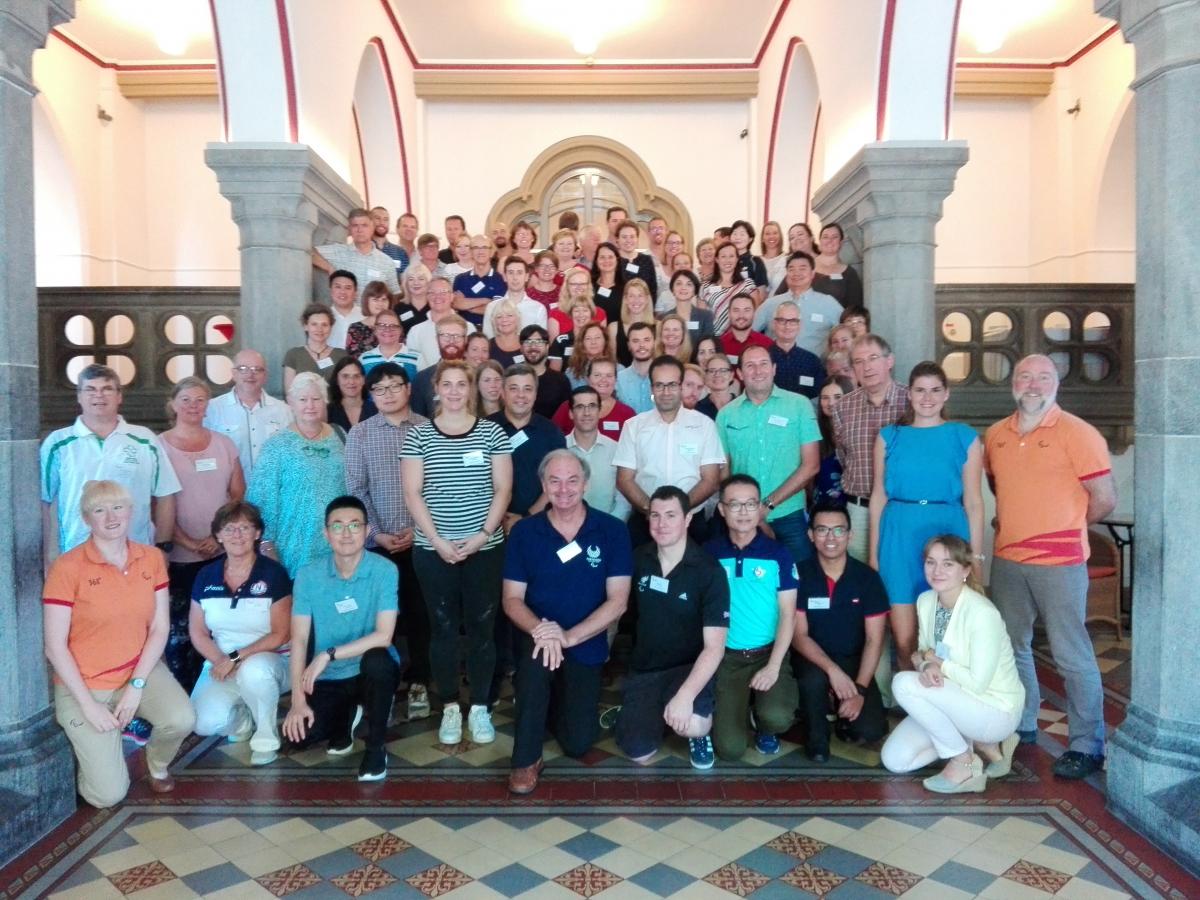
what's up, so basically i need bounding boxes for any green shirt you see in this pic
[716,386,821,521]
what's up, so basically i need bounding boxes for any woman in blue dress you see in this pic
[869,361,984,668]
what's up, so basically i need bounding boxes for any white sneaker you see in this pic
[468,705,495,744]
[226,705,254,743]
[438,705,463,745]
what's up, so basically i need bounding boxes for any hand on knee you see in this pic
[677,714,712,739]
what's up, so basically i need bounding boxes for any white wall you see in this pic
[420,99,753,239]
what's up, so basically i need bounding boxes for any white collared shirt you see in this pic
[612,407,725,498]
[329,306,365,350]
[567,430,630,521]
[203,390,293,477]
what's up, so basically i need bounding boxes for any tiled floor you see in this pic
[4,636,1196,899]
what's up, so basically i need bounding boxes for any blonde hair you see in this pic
[488,298,522,334]
[557,269,594,314]
[923,534,985,594]
[80,479,133,517]
[402,263,432,298]
[620,278,656,328]
[655,314,693,365]
[287,371,329,404]
[165,376,211,425]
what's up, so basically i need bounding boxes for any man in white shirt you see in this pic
[326,270,364,350]
[483,258,549,339]
[406,277,462,370]
[615,355,724,548]
[41,364,181,570]
[312,207,402,300]
[753,252,843,355]
[566,385,629,521]
[204,349,292,478]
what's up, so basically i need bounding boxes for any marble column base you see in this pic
[0,707,75,866]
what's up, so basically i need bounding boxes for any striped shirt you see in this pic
[401,418,512,550]
[831,381,910,498]
[344,411,428,542]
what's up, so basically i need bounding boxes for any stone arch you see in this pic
[352,39,412,214]
[764,38,821,224]
[487,136,693,248]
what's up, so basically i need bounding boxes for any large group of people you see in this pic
[39,207,1116,806]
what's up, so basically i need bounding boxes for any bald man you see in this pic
[203,349,293,477]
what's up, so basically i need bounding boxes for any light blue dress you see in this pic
[877,422,976,606]
[247,429,347,576]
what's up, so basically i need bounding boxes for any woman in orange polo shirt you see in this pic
[43,480,196,808]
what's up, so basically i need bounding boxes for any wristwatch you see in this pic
[228,649,241,664]
[764,498,777,511]
[130,677,147,690]
[325,646,338,662]
[854,683,868,697]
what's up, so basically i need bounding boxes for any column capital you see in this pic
[1096,0,1200,88]
[0,1,74,92]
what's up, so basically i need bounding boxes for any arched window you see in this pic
[543,168,637,233]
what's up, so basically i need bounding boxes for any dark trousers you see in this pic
[796,652,887,753]
[511,635,602,768]
[413,545,504,707]
[294,647,400,752]
[371,547,431,685]
[166,560,207,692]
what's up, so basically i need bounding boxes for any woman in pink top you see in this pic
[160,376,245,689]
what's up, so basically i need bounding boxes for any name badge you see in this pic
[624,262,640,275]
[687,320,699,330]
[935,641,950,660]
[811,313,825,323]
[462,449,486,466]
[808,596,831,610]
[513,354,525,363]
[829,273,843,281]
[602,421,619,432]
[679,442,698,457]
[597,286,612,298]
[317,357,334,370]
[335,597,359,614]
[563,347,574,356]
[510,430,529,450]
[799,376,815,387]
[400,310,414,322]
[395,260,405,270]
[472,280,486,294]
[367,268,383,280]
[557,541,582,563]
[727,354,739,366]
[649,575,670,593]
[740,268,750,279]
[194,457,218,472]
[768,415,789,428]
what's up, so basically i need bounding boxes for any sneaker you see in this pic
[250,749,278,766]
[1052,750,1105,780]
[438,705,463,745]
[358,748,387,782]
[599,706,622,730]
[468,705,495,744]
[226,706,254,743]
[122,718,152,747]
[328,705,363,755]
[688,735,715,770]
[408,683,431,720]
[755,732,781,755]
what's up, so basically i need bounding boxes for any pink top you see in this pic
[162,431,241,564]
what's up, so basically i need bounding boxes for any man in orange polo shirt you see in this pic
[984,355,1116,780]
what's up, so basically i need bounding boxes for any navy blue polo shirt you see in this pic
[191,553,292,656]
[769,343,826,399]
[704,532,797,650]
[795,556,889,658]
[631,541,729,673]
[503,505,633,666]
[453,268,507,327]
[487,412,566,515]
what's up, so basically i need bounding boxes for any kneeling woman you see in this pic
[188,500,292,765]
[43,480,196,807]
[881,536,1024,793]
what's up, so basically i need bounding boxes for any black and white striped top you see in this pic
[401,418,512,551]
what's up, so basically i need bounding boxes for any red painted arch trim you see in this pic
[274,0,299,142]
[51,30,216,72]
[806,103,821,221]
[753,0,792,67]
[368,37,413,213]
[956,24,1119,71]
[944,0,963,138]
[763,37,804,221]
[876,0,899,140]
[351,103,370,206]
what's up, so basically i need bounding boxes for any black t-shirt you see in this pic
[486,412,566,515]
[438,247,455,265]
[630,541,729,673]
[795,556,890,658]
[737,252,769,289]
[620,252,658,297]
[393,302,429,334]
[534,368,572,420]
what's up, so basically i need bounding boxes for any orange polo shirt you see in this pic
[984,405,1111,566]
[42,540,168,689]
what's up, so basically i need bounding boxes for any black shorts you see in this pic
[616,664,716,759]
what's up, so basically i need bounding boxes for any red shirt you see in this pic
[552,399,636,438]
[719,330,773,365]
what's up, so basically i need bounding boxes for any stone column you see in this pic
[1095,0,1200,873]
[205,143,361,395]
[811,141,968,377]
[0,0,78,866]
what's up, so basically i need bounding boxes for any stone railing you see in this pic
[934,283,1133,445]
[38,288,238,433]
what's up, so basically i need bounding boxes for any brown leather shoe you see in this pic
[508,759,544,795]
[146,770,176,794]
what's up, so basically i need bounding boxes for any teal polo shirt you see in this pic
[715,386,821,521]
[704,532,798,650]
[293,551,400,680]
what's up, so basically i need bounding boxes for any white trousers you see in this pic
[847,501,870,562]
[881,671,1019,772]
[191,653,289,753]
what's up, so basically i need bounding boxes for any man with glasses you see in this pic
[357,310,420,382]
[406,276,461,371]
[566,385,629,520]
[615,356,724,548]
[791,504,889,762]
[754,251,842,355]
[705,475,798,761]
[452,235,507,329]
[519,325,572,419]
[41,364,181,571]
[717,344,820,567]
[718,293,772,365]
[482,258,548,339]
[410,314,470,418]
[283,496,402,782]
[768,300,825,399]
[345,363,432,721]
[204,348,292,478]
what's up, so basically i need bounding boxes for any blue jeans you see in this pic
[990,558,1105,756]
[768,508,813,566]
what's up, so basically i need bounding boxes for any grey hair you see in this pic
[537,448,589,484]
[287,371,329,404]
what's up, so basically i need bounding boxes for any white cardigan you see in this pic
[916,585,1025,717]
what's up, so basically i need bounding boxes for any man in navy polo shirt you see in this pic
[452,234,507,328]
[792,504,889,762]
[502,450,632,794]
[282,496,401,782]
[617,486,729,769]
[705,475,798,761]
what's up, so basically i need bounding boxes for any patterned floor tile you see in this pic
[405,862,474,897]
[766,830,828,861]
[778,861,848,896]
[107,860,178,894]
[328,863,398,897]
[553,862,623,897]
[701,861,771,897]
[854,861,924,896]
[807,846,875,879]
[1001,859,1073,893]
[253,863,323,897]
[349,832,412,863]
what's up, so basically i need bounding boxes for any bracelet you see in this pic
[918,660,935,673]
[973,553,986,561]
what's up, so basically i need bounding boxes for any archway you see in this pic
[352,39,411,214]
[1090,94,1136,282]
[764,38,821,225]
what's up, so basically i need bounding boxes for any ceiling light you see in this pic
[959,0,1051,56]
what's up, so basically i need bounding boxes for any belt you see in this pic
[845,494,870,508]
[891,498,952,506]
[727,643,773,658]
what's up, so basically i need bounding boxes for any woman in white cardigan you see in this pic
[881,535,1024,793]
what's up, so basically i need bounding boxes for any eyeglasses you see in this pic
[844,317,867,327]
[327,521,364,534]
[652,381,681,392]
[535,263,557,271]
[437,333,467,342]
[773,317,801,326]
[233,365,267,375]
[852,353,885,366]
[722,500,760,513]
[470,245,490,251]
[522,338,548,346]
[427,289,452,297]
[218,523,257,536]
[370,382,409,396]
[812,525,849,537]
[571,402,600,412]
[706,367,732,376]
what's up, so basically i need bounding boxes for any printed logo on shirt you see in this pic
[791,564,798,579]
[586,545,602,568]
[119,445,140,466]
[851,597,860,604]
[753,566,766,580]
[250,580,268,596]
[89,577,102,587]
[638,575,650,592]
